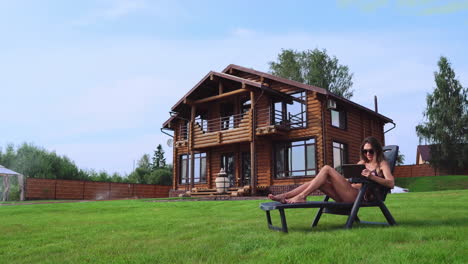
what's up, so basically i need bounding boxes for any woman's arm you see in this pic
[365,161,395,189]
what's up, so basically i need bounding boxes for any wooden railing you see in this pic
[185,106,307,148]
[192,109,252,148]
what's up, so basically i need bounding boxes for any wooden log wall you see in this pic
[25,178,171,200]
[323,100,385,166]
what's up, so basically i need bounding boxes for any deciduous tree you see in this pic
[269,48,354,99]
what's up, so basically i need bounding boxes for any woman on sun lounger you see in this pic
[268,136,395,204]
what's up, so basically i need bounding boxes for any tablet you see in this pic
[341,164,365,178]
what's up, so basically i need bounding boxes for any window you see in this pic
[275,138,316,178]
[288,92,307,128]
[273,91,307,128]
[241,97,251,114]
[179,154,189,184]
[331,109,346,129]
[180,121,189,140]
[195,113,208,132]
[220,153,235,186]
[179,153,207,184]
[220,103,234,130]
[333,142,348,173]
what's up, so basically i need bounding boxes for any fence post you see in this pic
[54,180,57,200]
[82,181,86,200]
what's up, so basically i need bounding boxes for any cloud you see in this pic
[71,0,190,26]
[103,0,147,19]
[72,0,146,26]
[419,1,468,15]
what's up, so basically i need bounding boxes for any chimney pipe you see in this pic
[374,95,378,113]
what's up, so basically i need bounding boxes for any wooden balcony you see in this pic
[192,110,252,149]
[255,108,293,136]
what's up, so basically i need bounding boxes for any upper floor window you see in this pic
[220,102,234,130]
[331,109,346,129]
[273,91,307,129]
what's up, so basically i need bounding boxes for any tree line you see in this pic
[0,143,172,185]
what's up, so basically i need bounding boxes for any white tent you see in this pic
[0,165,25,201]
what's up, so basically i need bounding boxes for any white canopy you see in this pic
[0,165,25,201]
[0,165,21,176]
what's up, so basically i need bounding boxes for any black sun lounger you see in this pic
[259,145,399,233]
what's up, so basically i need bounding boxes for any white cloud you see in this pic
[71,0,190,26]
[103,0,147,19]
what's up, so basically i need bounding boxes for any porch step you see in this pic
[187,186,251,197]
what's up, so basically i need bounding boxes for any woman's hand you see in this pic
[361,169,372,178]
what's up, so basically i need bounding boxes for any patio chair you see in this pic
[259,145,399,233]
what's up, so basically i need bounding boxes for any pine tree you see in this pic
[151,144,166,170]
[416,56,468,172]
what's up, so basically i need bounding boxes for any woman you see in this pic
[268,136,395,204]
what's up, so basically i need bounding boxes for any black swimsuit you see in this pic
[363,169,385,202]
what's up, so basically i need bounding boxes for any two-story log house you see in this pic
[162,64,394,196]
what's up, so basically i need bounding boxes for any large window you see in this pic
[220,153,235,186]
[179,153,207,184]
[333,142,348,173]
[273,91,307,129]
[275,138,316,178]
[331,109,346,129]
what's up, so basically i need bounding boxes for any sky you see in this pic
[1,0,467,175]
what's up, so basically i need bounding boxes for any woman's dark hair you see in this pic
[360,136,385,163]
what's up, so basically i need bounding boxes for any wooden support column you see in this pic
[219,81,223,95]
[190,105,196,190]
[250,91,257,195]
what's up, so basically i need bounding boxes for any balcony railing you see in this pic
[194,111,249,133]
[256,107,306,129]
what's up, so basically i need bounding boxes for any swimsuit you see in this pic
[363,169,385,202]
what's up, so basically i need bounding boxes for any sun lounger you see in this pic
[259,145,399,233]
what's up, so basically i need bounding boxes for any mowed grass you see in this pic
[1,191,467,264]
[396,175,468,192]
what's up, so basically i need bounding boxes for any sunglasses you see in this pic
[362,149,375,155]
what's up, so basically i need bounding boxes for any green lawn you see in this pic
[1,190,467,264]
[396,175,468,192]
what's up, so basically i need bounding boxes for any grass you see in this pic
[396,175,468,192]
[1,190,467,264]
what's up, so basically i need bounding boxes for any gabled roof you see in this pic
[222,64,393,123]
[163,64,394,129]
[417,145,431,161]
[170,71,293,112]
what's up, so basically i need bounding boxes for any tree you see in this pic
[396,151,405,166]
[269,48,354,99]
[137,154,151,171]
[151,144,166,170]
[416,56,468,172]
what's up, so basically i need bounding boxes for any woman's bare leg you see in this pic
[268,181,313,202]
[318,181,344,202]
[286,165,358,203]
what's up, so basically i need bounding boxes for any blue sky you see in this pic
[1,0,467,175]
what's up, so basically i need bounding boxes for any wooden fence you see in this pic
[25,178,172,200]
[393,164,467,178]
